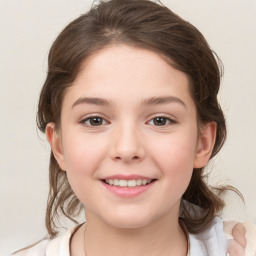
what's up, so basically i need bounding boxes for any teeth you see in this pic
[142,179,147,185]
[128,180,136,187]
[136,179,142,186]
[119,180,127,186]
[105,179,152,187]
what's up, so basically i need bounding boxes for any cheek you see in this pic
[62,135,107,203]
[152,133,198,167]
[62,133,107,179]
[150,132,197,187]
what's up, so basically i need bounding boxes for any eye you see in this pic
[148,116,175,126]
[81,116,107,126]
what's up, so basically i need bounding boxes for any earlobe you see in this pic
[193,122,217,168]
[46,122,66,171]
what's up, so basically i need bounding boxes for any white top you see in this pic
[12,217,256,256]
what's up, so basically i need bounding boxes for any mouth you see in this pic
[101,176,157,197]
[102,179,157,187]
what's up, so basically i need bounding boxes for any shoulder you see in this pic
[12,224,83,256]
[189,217,228,256]
[12,239,49,256]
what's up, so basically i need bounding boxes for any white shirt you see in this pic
[12,217,256,256]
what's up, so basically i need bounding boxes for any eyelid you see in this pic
[78,113,177,127]
[79,114,109,127]
[146,115,177,126]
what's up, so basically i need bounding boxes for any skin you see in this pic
[46,45,216,256]
[224,222,246,256]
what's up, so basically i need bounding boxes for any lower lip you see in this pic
[101,181,155,197]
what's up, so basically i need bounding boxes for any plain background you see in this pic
[0,0,255,254]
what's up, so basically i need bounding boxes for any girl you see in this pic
[13,0,256,255]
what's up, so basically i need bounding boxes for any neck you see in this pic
[74,212,188,256]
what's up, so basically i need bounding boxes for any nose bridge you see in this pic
[110,120,145,162]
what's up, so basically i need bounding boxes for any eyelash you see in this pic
[80,115,176,127]
[148,116,176,126]
[80,115,108,127]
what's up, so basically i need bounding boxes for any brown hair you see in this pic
[37,0,236,238]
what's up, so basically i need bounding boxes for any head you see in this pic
[37,0,226,238]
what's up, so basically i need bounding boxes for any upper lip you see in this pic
[101,174,155,180]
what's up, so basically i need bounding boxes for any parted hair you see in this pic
[37,0,234,238]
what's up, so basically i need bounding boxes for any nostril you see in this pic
[114,155,140,161]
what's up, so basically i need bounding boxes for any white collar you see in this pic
[45,218,227,256]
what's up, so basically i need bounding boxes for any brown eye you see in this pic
[153,117,168,126]
[149,117,175,126]
[82,116,106,126]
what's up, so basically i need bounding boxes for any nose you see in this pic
[109,123,146,163]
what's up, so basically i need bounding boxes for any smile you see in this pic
[104,179,152,187]
[102,178,156,197]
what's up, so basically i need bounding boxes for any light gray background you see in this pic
[0,0,255,254]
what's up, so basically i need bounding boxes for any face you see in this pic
[47,45,215,230]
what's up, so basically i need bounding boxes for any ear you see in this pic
[46,122,66,171]
[193,122,217,168]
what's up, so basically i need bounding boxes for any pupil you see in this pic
[91,117,102,126]
[154,117,166,126]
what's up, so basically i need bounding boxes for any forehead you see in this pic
[77,44,187,84]
[63,44,195,109]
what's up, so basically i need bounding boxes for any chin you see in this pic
[102,210,160,230]
[109,219,151,230]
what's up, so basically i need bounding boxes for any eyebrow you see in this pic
[72,96,186,108]
[72,97,112,108]
[142,96,186,108]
